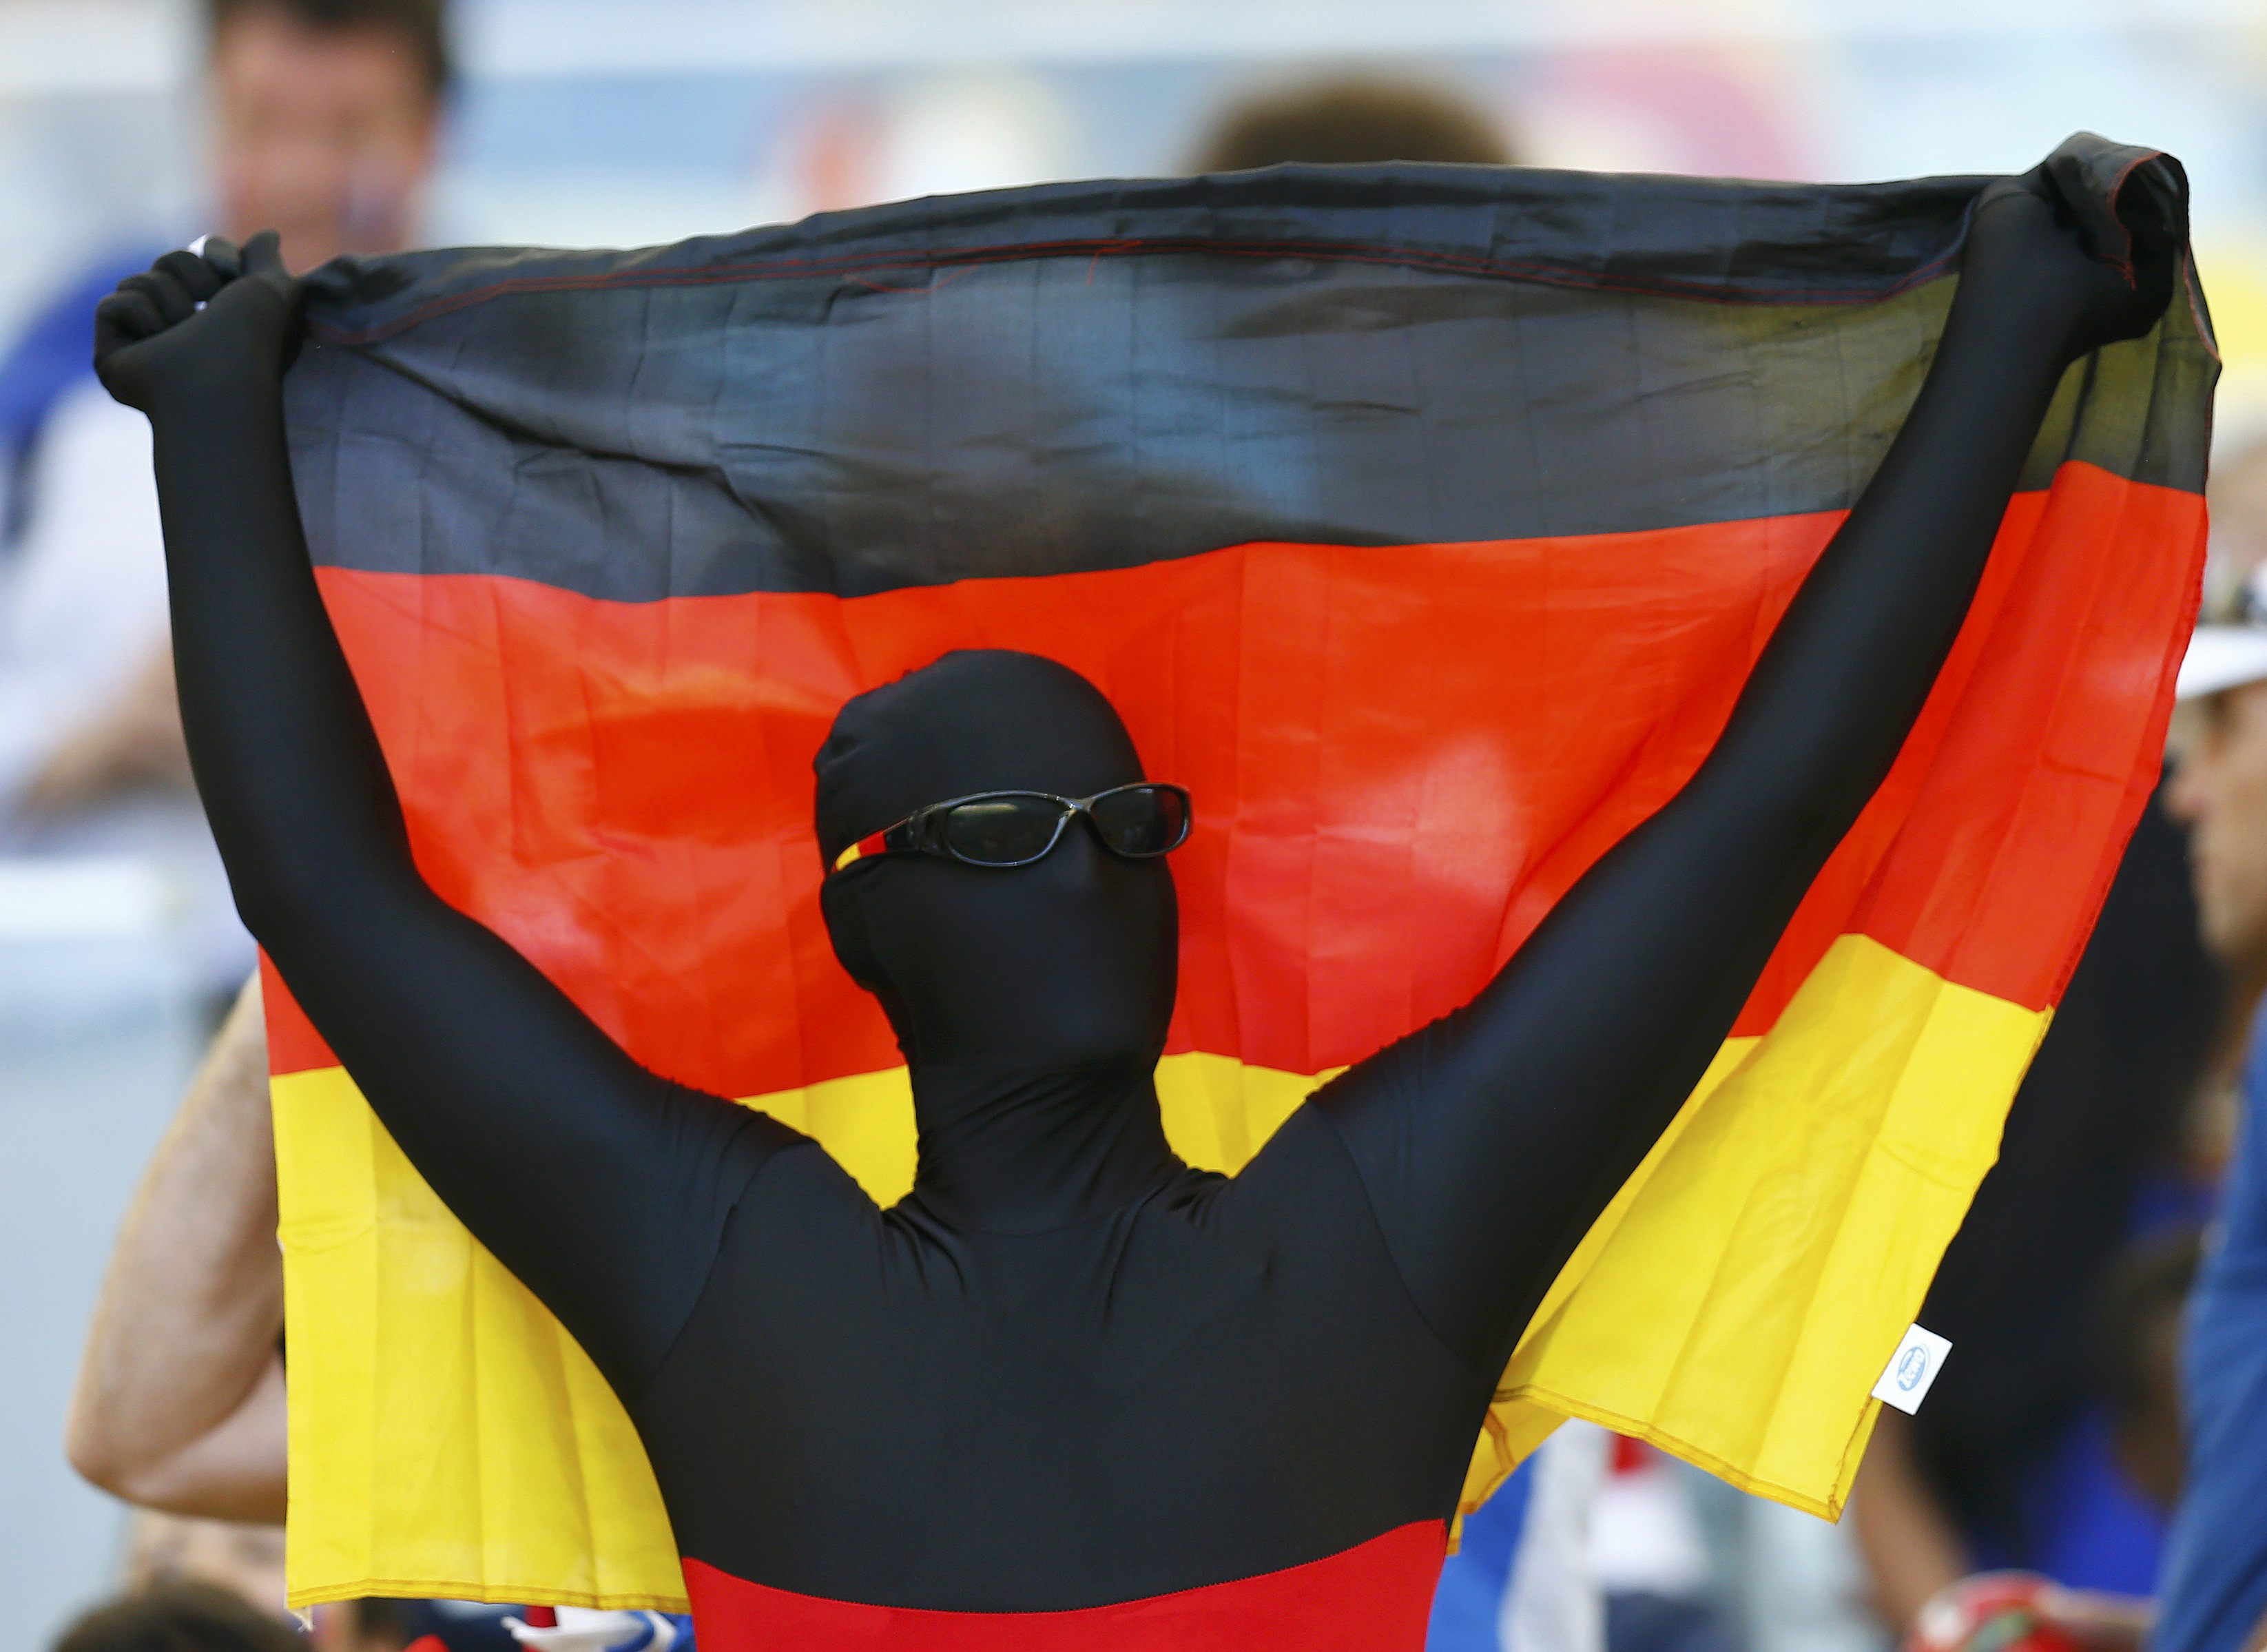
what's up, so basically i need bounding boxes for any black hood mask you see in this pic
[815,650,1183,1232]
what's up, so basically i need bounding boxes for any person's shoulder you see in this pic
[729,1126,876,1229]
[2202,1012,2267,1258]
[1202,1099,1387,1248]
[2241,1002,2267,1133]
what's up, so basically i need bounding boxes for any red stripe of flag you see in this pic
[263,466,2199,1090]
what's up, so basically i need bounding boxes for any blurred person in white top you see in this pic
[0,0,445,999]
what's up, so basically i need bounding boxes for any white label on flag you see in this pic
[1872,1323,1953,1415]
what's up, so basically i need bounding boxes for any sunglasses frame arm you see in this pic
[831,818,915,874]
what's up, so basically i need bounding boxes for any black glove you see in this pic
[94,231,305,414]
[1965,136,2181,364]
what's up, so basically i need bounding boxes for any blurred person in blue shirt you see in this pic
[0,0,446,1000]
[2149,535,2267,1652]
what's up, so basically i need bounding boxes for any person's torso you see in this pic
[632,1106,1486,1646]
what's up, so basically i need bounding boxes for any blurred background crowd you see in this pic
[10,1,2267,1650]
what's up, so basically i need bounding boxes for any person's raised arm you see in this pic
[1311,152,2182,1375]
[94,236,801,1399]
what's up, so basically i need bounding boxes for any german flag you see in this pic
[264,148,2214,1610]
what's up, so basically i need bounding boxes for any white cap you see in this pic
[505,1609,680,1651]
[2180,624,2267,700]
[2180,557,2267,701]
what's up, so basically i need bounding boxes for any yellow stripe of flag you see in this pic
[273,931,2043,1609]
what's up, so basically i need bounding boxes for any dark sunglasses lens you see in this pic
[942,796,1065,865]
[1090,785,1189,858]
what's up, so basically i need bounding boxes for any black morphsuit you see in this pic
[95,158,2173,1615]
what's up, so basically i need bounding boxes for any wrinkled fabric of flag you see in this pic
[259,152,2215,1610]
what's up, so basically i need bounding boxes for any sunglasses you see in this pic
[831,783,1192,873]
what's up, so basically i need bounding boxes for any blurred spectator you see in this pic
[1876,1229,2197,1646]
[2093,1229,2202,1513]
[2181,440,2267,1015]
[2149,521,2267,1651]
[309,1602,690,1649]
[1847,797,2219,1629]
[116,1513,289,1617]
[309,1599,537,1651]
[0,0,448,1003]
[2197,440,2267,645]
[201,0,446,275]
[67,973,284,1520]
[315,1602,417,1652]
[1188,74,1513,173]
[1589,1438,1729,1652]
[50,1582,299,1652]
